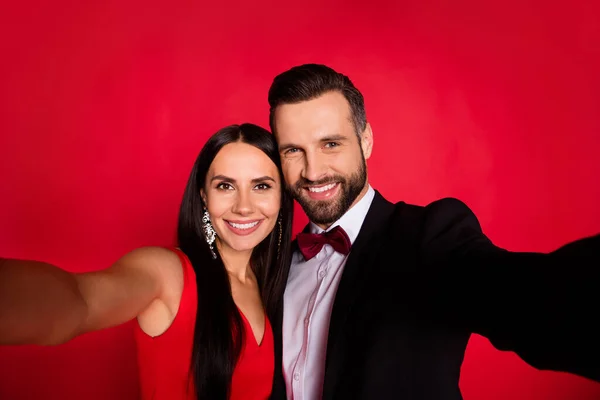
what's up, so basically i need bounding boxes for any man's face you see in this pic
[273,91,373,229]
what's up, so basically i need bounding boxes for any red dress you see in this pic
[134,249,274,400]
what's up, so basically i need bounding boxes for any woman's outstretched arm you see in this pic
[0,247,180,346]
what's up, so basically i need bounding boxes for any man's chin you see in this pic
[298,196,335,211]
[298,199,342,225]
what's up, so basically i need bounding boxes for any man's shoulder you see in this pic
[379,196,483,262]
[374,196,478,242]
[388,196,474,221]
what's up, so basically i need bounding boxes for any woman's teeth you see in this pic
[228,221,259,229]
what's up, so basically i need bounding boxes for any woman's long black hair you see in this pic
[177,123,294,400]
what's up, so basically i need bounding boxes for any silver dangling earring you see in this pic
[202,209,217,259]
[277,216,282,259]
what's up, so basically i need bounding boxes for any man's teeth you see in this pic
[308,183,337,193]
[229,221,259,229]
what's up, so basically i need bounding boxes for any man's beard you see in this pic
[288,158,367,226]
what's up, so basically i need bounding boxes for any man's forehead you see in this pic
[276,92,350,119]
[273,95,353,142]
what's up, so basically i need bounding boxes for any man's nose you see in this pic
[302,152,328,183]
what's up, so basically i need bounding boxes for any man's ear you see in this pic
[360,122,373,160]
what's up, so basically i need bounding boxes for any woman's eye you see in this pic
[216,182,233,190]
[255,183,272,190]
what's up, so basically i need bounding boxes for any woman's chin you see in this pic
[220,237,265,254]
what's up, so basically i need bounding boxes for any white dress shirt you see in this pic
[282,185,375,400]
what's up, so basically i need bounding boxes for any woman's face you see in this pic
[202,142,282,254]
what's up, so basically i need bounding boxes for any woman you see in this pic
[0,123,294,400]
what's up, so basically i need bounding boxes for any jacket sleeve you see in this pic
[415,197,600,382]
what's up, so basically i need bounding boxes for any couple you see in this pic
[1,64,600,400]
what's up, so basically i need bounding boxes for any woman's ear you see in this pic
[200,189,207,207]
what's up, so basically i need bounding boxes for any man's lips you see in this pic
[303,182,340,200]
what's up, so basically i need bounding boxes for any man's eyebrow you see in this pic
[319,134,347,142]
[278,135,348,152]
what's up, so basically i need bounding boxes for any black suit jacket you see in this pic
[270,191,600,399]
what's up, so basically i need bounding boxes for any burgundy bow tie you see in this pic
[297,225,352,261]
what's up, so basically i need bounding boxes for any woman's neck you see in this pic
[217,241,253,283]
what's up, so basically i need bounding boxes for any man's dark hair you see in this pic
[268,64,367,136]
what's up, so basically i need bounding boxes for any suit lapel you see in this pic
[322,191,397,398]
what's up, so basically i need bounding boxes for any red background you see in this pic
[1,0,599,399]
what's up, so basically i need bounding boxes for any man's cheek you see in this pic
[282,169,297,187]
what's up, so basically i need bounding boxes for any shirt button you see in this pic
[304,318,309,325]
[293,372,300,381]
[318,270,326,278]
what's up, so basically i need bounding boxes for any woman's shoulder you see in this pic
[115,246,187,294]
[122,246,184,270]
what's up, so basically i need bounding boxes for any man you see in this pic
[266,63,600,400]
